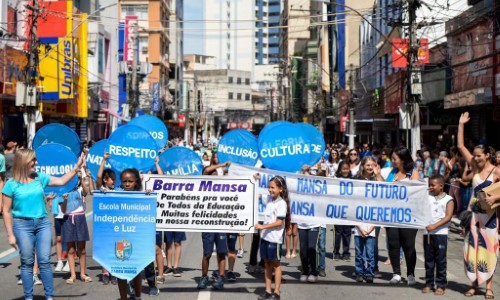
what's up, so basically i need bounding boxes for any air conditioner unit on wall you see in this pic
[141,46,148,53]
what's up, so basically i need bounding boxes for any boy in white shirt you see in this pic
[422,174,454,295]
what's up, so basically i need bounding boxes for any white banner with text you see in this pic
[143,175,258,233]
[229,164,430,229]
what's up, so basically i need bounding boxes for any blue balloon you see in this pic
[258,123,312,173]
[217,129,259,166]
[35,143,79,195]
[33,124,81,156]
[87,139,121,188]
[259,121,292,138]
[128,115,169,149]
[158,147,203,175]
[106,125,159,173]
[296,123,326,166]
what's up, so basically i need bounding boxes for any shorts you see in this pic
[260,239,282,262]
[61,214,89,243]
[202,232,228,256]
[0,172,5,181]
[156,231,187,245]
[54,218,64,236]
[226,233,237,252]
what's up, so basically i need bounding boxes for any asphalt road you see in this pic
[0,197,499,300]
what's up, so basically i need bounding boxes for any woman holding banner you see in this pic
[347,149,361,176]
[2,149,85,300]
[457,112,500,299]
[385,146,420,285]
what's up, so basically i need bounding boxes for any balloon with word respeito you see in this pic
[158,146,203,176]
[258,122,312,173]
[296,123,326,166]
[105,125,158,173]
[128,114,169,149]
[33,123,81,156]
[87,139,121,188]
[217,129,259,166]
[35,143,79,195]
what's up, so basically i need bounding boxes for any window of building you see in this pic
[237,93,242,100]
[229,92,233,100]
[245,94,250,101]
[121,5,148,19]
[229,77,233,83]
[245,78,250,85]
[98,35,105,74]
[237,77,242,84]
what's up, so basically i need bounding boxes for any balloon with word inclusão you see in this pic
[158,146,203,175]
[258,122,312,173]
[87,139,121,188]
[217,129,259,166]
[33,124,82,157]
[35,143,79,195]
[105,125,158,173]
[295,123,326,166]
[128,115,169,149]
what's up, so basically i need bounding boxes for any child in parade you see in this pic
[96,152,118,285]
[353,156,384,283]
[333,161,353,261]
[50,193,70,274]
[115,168,159,299]
[422,175,454,295]
[61,167,93,284]
[255,176,290,300]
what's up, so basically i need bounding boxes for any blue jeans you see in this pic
[13,217,54,299]
[318,227,326,270]
[355,236,375,278]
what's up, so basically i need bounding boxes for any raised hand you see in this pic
[459,112,470,125]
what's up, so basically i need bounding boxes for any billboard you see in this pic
[392,38,429,68]
[124,16,138,64]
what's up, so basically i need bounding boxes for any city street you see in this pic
[0,196,499,300]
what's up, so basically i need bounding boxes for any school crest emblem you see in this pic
[115,239,132,260]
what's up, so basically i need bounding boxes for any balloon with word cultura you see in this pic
[258,122,312,173]
[35,143,79,195]
[105,125,159,173]
[217,129,259,166]
[33,123,82,156]
[128,114,169,149]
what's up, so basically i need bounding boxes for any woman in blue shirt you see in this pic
[2,149,85,300]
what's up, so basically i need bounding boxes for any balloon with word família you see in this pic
[217,129,259,166]
[257,122,312,173]
[35,143,79,195]
[33,123,82,156]
[105,125,159,173]
[157,146,203,176]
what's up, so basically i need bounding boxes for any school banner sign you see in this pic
[144,175,258,233]
[229,164,430,229]
[92,191,156,281]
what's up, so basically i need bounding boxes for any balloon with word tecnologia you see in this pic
[105,125,158,173]
[295,122,326,166]
[128,114,169,149]
[87,139,121,188]
[33,123,82,156]
[217,129,259,166]
[158,146,203,175]
[258,122,312,173]
[35,143,79,195]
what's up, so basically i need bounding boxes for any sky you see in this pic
[183,1,204,55]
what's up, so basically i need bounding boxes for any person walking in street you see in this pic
[457,112,500,299]
[2,148,85,300]
[385,146,420,285]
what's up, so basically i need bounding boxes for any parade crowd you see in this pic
[1,112,500,300]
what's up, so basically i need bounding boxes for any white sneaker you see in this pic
[62,261,70,272]
[300,274,308,282]
[54,260,64,272]
[17,277,22,285]
[307,275,318,283]
[33,273,42,285]
[236,249,244,258]
[407,274,416,286]
[389,274,402,284]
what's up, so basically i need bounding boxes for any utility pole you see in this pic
[327,0,336,119]
[128,22,138,119]
[407,0,421,154]
[348,64,356,149]
[26,0,40,148]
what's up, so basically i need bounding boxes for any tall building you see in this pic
[255,0,281,65]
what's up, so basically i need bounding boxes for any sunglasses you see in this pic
[349,153,358,156]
